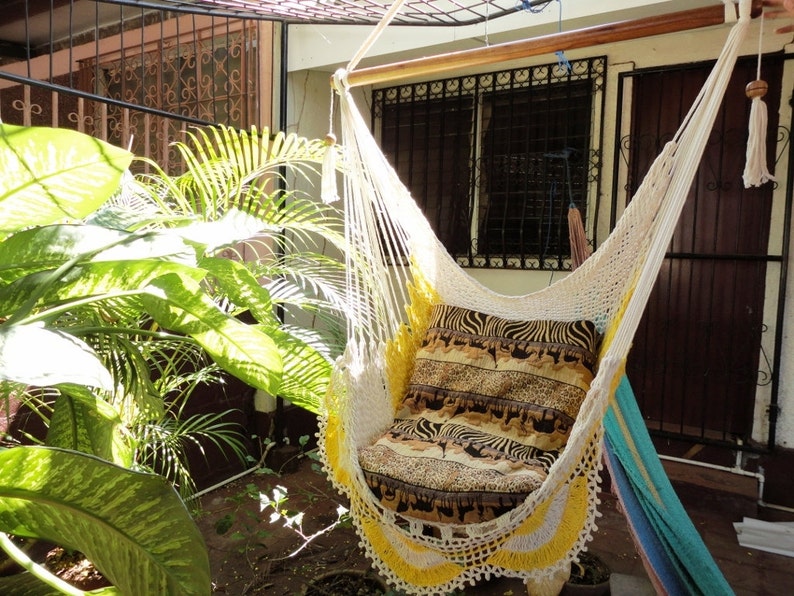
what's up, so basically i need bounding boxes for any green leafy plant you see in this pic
[0,122,348,593]
[259,485,349,559]
[132,125,349,413]
[0,446,209,595]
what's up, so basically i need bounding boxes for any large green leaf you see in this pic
[0,446,210,595]
[46,386,133,468]
[0,125,133,240]
[199,259,333,412]
[0,225,197,285]
[199,257,275,323]
[0,325,113,390]
[0,260,205,321]
[175,208,267,254]
[142,274,282,394]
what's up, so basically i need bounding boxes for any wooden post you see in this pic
[340,1,762,89]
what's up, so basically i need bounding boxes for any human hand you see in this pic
[764,0,794,34]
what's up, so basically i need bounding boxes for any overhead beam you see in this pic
[3,0,74,24]
[0,40,37,60]
[340,1,762,89]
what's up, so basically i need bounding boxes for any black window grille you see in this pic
[87,23,259,169]
[374,56,605,270]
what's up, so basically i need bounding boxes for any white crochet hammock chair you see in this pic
[317,1,760,593]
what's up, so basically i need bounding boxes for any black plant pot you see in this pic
[303,569,388,596]
[560,551,611,596]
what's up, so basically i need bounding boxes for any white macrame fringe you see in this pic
[321,134,340,203]
[743,10,775,188]
[743,95,776,187]
[321,85,341,204]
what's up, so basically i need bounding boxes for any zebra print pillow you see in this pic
[358,303,600,524]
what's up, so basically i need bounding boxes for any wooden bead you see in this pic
[325,132,337,146]
[746,79,768,99]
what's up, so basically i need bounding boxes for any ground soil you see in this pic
[7,450,614,595]
[195,451,552,595]
[195,453,388,596]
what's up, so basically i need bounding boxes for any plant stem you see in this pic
[0,532,87,595]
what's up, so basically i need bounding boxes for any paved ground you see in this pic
[486,462,794,595]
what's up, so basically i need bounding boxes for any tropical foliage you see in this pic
[0,122,347,593]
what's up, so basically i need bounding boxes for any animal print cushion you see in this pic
[358,304,600,524]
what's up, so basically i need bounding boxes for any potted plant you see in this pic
[561,551,611,595]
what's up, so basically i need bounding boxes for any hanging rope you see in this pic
[546,148,591,269]
[347,0,409,73]
[323,0,411,204]
[553,1,572,74]
[743,11,776,187]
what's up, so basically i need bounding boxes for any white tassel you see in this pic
[742,80,775,188]
[321,133,340,204]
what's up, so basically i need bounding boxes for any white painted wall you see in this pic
[284,1,794,448]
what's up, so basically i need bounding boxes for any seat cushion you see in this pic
[358,303,600,523]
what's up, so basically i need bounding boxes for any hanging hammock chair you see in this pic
[318,1,757,593]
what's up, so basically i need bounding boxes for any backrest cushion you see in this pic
[358,304,601,523]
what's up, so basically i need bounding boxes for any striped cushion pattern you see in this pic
[358,304,600,523]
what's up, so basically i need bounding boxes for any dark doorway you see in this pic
[622,55,781,446]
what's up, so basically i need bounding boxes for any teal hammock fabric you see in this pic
[603,376,734,596]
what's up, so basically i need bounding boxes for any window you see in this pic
[374,57,605,270]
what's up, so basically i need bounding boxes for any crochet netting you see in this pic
[316,2,752,593]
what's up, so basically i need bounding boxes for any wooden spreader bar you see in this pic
[339,1,761,89]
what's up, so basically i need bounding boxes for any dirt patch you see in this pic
[196,454,536,595]
[195,455,384,595]
[44,548,110,591]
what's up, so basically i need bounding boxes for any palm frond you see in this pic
[85,171,166,232]
[266,328,332,414]
[254,254,348,315]
[166,125,331,221]
[134,404,247,501]
[0,384,58,445]
[277,323,345,362]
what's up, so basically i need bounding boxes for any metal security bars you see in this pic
[0,1,265,171]
[616,55,791,451]
[96,0,541,25]
[373,56,605,270]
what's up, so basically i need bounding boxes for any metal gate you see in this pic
[616,54,791,451]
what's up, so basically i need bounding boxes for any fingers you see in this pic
[763,0,794,33]
[762,0,794,10]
